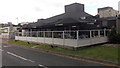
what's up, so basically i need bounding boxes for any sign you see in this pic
[55,24,63,26]
[86,22,94,25]
[1,28,8,33]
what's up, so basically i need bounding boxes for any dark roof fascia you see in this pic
[98,7,113,10]
[46,13,65,20]
[96,17,117,21]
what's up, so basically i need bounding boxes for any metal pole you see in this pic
[116,17,120,32]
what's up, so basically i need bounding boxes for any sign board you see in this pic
[55,23,63,26]
[1,28,8,33]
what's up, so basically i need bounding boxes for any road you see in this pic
[0,42,106,67]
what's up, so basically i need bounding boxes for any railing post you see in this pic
[63,31,65,45]
[17,32,19,36]
[26,32,27,37]
[52,31,54,44]
[30,30,32,42]
[26,32,27,41]
[77,31,79,40]
[30,31,31,37]
[104,29,106,37]
[98,30,100,37]
[77,31,79,46]
[28,31,29,36]
[18,32,19,40]
[90,30,92,38]
[43,31,45,43]
[37,31,38,37]
[37,31,38,42]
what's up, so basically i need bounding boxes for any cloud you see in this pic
[0,0,119,25]
[33,7,42,12]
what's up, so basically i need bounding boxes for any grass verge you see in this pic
[36,45,119,62]
[8,40,37,47]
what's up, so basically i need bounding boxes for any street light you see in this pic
[16,17,18,24]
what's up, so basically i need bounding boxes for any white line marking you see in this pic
[3,46,10,47]
[38,64,47,68]
[27,59,35,63]
[7,52,35,63]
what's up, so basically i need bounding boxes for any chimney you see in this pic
[65,3,84,14]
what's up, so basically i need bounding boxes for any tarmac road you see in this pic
[1,44,105,67]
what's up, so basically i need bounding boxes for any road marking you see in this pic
[3,46,10,48]
[7,52,35,63]
[38,64,47,68]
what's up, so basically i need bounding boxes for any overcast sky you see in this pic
[0,0,119,25]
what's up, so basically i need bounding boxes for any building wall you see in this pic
[98,7,118,18]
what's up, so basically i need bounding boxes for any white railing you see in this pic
[15,29,111,47]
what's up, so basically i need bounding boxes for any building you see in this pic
[97,7,119,29]
[19,22,33,26]
[97,17,117,29]
[98,7,118,18]
[22,3,100,32]
[0,22,20,39]
[15,3,111,49]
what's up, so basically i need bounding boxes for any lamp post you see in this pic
[117,1,120,32]
[16,17,18,24]
[117,16,120,32]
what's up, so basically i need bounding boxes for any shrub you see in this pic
[108,27,120,44]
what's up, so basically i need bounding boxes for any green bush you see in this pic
[108,27,120,44]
